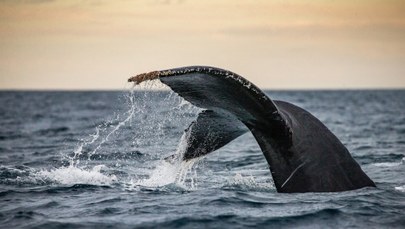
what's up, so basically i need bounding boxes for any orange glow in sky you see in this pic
[1,0,404,89]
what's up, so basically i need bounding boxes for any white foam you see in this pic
[131,158,199,190]
[395,185,405,192]
[37,165,117,186]
[372,162,402,167]
[134,161,179,187]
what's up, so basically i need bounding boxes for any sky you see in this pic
[0,0,404,90]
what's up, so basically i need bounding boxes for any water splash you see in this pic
[69,128,100,167]
[34,89,140,187]
[395,185,405,192]
[131,159,199,189]
[128,133,201,190]
[0,165,117,187]
[37,165,117,186]
[37,81,200,188]
[86,90,136,161]
[62,89,139,169]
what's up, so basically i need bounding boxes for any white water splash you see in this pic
[70,128,100,167]
[395,185,405,192]
[61,89,140,170]
[36,90,138,187]
[87,90,137,160]
[37,165,117,186]
[48,82,200,190]
[128,131,201,190]
[132,159,199,189]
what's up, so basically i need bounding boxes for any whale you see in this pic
[128,66,376,193]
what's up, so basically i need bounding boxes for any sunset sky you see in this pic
[1,0,404,90]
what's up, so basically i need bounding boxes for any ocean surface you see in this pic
[1,87,404,228]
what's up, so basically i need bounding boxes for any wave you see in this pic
[34,126,70,135]
[372,162,402,167]
[137,208,343,228]
[372,158,404,167]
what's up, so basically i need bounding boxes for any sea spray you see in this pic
[86,89,136,161]
[39,80,201,187]
[37,165,117,186]
[129,132,202,190]
[132,159,200,189]
[395,185,405,192]
[69,128,100,167]
[37,89,139,186]
[120,80,204,190]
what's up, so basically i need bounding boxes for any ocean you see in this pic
[0,88,404,228]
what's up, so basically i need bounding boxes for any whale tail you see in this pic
[129,66,376,193]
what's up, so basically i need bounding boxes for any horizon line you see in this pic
[1,87,404,92]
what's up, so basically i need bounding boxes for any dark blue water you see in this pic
[1,88,404,228]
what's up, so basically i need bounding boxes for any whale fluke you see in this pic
[129,66,376,193]
[181,110,249,161]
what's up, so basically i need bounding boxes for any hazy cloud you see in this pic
[1,0,404,89]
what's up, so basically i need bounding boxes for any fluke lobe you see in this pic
[128,66,376,193]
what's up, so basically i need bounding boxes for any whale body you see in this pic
[128,66,376,193]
